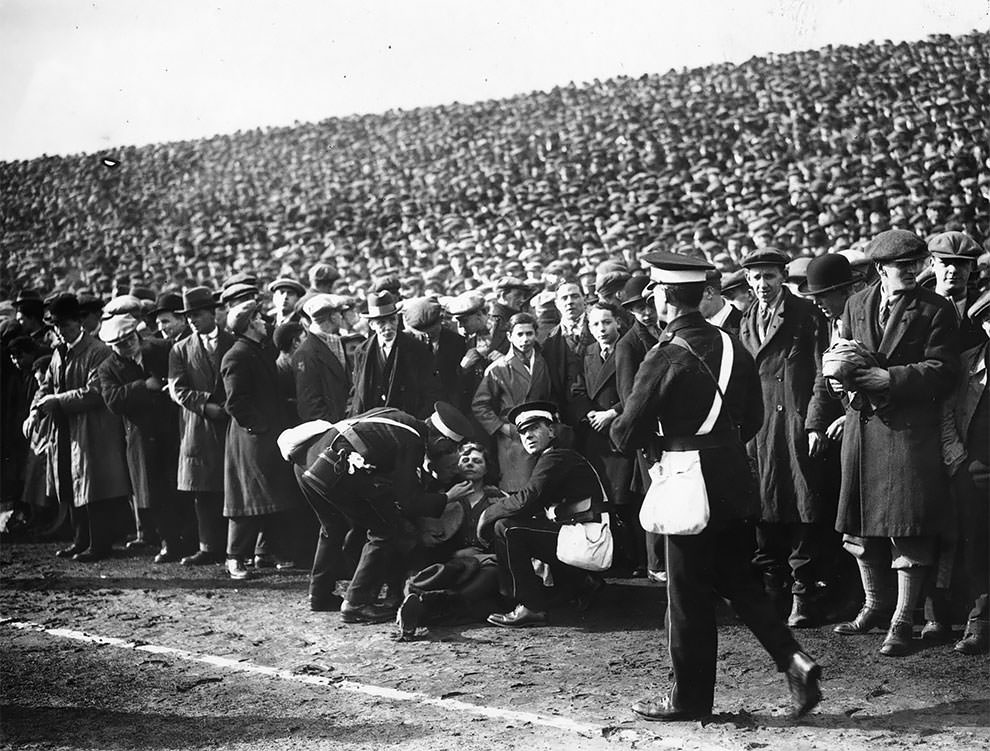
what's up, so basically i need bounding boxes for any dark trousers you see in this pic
[956,468,990,619]
[298,468,403,606]
[69,499,122,553]
[492,517,584,611]
[753,521,825,595]
[666,519,801,714]
[185,491,225,553]
[226,512,291,560]
[297,469,349,602]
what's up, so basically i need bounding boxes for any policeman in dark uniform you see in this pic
[610,252,822,721]
[478,400,608,627]
[283,402,475,622]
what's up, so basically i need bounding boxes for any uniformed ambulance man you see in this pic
[610,252,822,721]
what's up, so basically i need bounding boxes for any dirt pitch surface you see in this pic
[1,541,988,751]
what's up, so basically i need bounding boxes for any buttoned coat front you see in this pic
[350,331,441,419]
[168,328,234,492]
[836,284,959,537]
[292,333,349,422]
[582,342,633,504]
[739,288,831,523]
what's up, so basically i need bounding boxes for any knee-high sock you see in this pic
[856,558,889,611]
[892,567,927,627]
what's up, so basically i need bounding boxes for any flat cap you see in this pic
[403,297,442,330]
[103,295,144,319]
[267,278,306,296]
[308,263,339,285]
[219,283,258,307]
[445,292,485,318]
[721,270,749,295]
[866,230,929,263]
[927,231,981,261]
[741,248,790,268]
[641,251,714,284]
[967,289,990,322]
[302,293,348,320]
[495,276,531,292]
[98,315,139,345]
[222,272,258,290]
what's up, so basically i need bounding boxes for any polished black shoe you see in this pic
[879,622,913,656]
[153,546,181,564]
[180,550,224,566]
[73,548,110,563]
[486,604,548,628]
[787,596,817,629]
[785,650,822,717]
[396,593,423,638]
[631,695,710,722]
[309,594,344,612]
[953,620,989,655]
[340,600,396,624]
[833,606,889,635]
[55,544,86,559]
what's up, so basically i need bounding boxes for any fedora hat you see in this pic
[178,286,218,314]
[799,254,859,295]
[361,291,400,319]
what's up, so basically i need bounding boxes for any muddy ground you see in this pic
[1,541,987,751]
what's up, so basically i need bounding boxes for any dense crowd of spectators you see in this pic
[1,31,988,302]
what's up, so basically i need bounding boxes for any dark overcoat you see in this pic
[168,329,234,492]
[99,338,179,511]
[540,322,594,424]
[292,333,349,422]
[431,327,468,411]
[581,342,634,504]
[836,284,959,537]
[739,289,831,523]
[220,337,299,517]
[350,331,441,419]
[615,321,659,405]
[610,312,764,528]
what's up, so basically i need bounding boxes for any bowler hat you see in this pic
[178,287,218,314]
[361,291,400,319]
[799,254,858,295]
[620,276,653,307]
[152,292,183,315]
[44,293,81,322]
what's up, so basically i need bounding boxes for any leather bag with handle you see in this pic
[639,329,734,536]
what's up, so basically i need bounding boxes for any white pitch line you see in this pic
[2,617,605,737]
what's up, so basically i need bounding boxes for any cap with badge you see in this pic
[741,248,790,269]
[507,400,559,432]
[927,231,981,262]
[428,401,475,443]
[865,229,929,263]
[641,251,715,284]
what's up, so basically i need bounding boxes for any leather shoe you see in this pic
[573,575,605,613]
[920,620,952,642]
[72,548,110,563]
[787,596,817,629]
[125,537,154,552]
[833,606,889,635]
[953,620,988,655]
[631,695,709,722]
[180,550,224,566]
[340,600,396,624]
[225,557,252,580]
[785,650,822,717]
[55,544,86,559]
[309,594,344,612]
[153,546,181,564]
[879,622,913,656]
[486,604,548,628]
[396,593,423,638]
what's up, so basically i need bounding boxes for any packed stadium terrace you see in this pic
[1,30,987,299]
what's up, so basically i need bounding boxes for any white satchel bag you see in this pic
[639,330,733,536]
[556,466,614,572]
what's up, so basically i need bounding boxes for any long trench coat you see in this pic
[220,336,299,517]
[472,349,553,492]
[33,332,130,506]
[168,329,233,493]
[99,338,179,511]
[739,289,831,523]
[836,284,959,537]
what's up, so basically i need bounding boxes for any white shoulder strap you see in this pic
[696,330,733,436]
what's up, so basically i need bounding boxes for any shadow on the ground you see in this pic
[0,704,425,747]
[710,699,990,730]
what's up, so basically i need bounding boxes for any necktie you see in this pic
[601,345,611,361]
[878,298,891,329]
[202,333,215,354]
